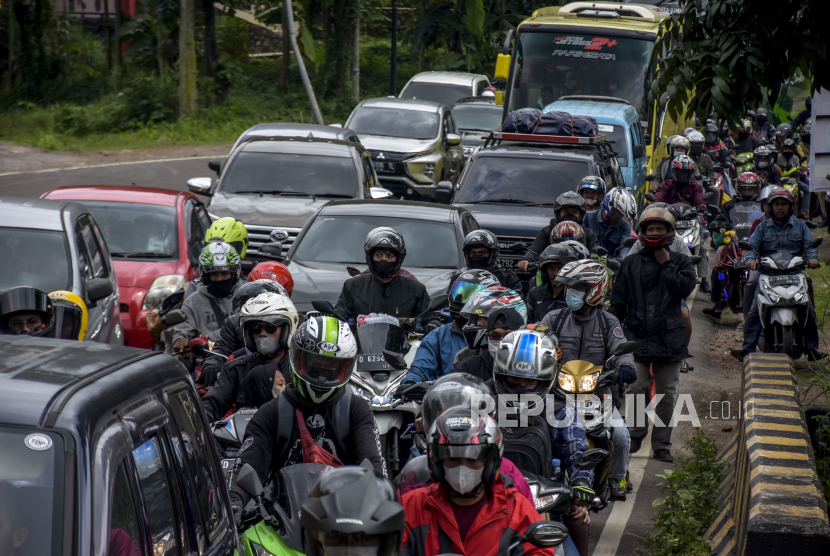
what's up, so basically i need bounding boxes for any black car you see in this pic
[0,335,237,556]
[448,133,625,283]
[278,199,481,313]
[451,96,504,159]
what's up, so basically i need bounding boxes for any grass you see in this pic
[805,227,830,327]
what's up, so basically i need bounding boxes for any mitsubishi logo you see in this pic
[376,152,386,159]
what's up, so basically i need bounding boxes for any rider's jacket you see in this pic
[753,122,776,141]
[486,266,524,294]
[522,218,600,263]
[199,313,244,386]
[745,217,818,263]
[172,284,235,344]
[733,134,762,156]
[526,283,565,324]
[451,348,494,384]
[335,273,431,322]
[583,210,632,258]
[403,320,467,383]
[654,178,706,212]
[540,308,634,371]
[202,352,288,422]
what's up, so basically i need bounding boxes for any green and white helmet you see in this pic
[289,315,358,404]
[199,241,241,281]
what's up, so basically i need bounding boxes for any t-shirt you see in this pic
[451,494,490,540]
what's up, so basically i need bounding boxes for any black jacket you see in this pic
[609,249,696,363]
[451,348,495,383]
[732,134,762,156]
[526,283,567,324]
[242,363,286,410]
[229,384,386,505]
[201,351,289,422]
[488,266,524,294]
[335,273,431,321]
[199,313,245,386]
[522,218,600,263]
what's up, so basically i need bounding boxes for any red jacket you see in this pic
[654,178,706,211]
[400,478,553,556]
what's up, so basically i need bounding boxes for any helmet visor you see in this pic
[52,304,83,340]
[432,444,497,463]
[449,281,487,306]
[291,345,353,388]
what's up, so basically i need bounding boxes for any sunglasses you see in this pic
[249,322,281,335]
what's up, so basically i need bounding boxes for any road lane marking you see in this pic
[0,155,222,177]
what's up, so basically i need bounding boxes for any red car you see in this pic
[42,186,212,349]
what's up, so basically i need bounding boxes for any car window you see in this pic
[461,214,478,236]
[220,152,359,197]
[399,82,471,106]
[475,80,487,96]
[131,437,181,556]
[596,124,629,167]
[348,107,440,140]
[110,463,142,556]
[195,203,212,234]
[75,222,95,281]
[362,155,376,189]
[167,390,227,544]
[80,202,178,260]
[77,216,108,278]
[0,228,71,293]
[451,104,503,132]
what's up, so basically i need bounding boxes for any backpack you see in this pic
[275,391,353,464]
[501,413,553,478]
[548,308,611,345]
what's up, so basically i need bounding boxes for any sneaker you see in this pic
[730,349,749,361]
[653,449,674,463]
[736,322,744,331]
[609,477,627,498]
[625,470,633,492]
[680,360,690,373]
[629,435,644,454]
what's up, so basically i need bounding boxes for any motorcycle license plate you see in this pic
[221,458,235,480]
[373,161,396,174]
[675,220,693,229]
[769,275,799,286]
[576,400,600,414]
[357,354,391,370]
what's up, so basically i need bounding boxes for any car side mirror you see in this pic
[738,240,752,251]
[187,177,213,196]
[520,521,569,548]
[613,340,635,356]
[208,159,222,175]
[644,193,655,203]
[447,133,462,146]
[257,242,283,261]
[87,277,113,304]
[370,187,395,199]
[435,181,454,204]
[574,448,609,470]
[632,144,645,159]
[382,350,408,371]
[237,464,264,498]
[622,237,638,248]
[161,309,186,327]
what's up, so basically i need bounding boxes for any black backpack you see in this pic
[501,413,553,478]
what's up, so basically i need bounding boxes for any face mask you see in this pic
[207,277,235,297]
[566,289,586,311]
[372,259,397,277]
[739,131,748,138]
[487,337,500,356]
[558,213,581,224]
[444,463,484,494]
[468,254,489,269]
[706,134,717,143]
[690,143,703,155]
[254,335,282,359]
[272,388,283,399]
[757,160,769,169]
[757,115,767,124]
[803,136,811,145]
[584,197,597,207]
[324,546,378,556]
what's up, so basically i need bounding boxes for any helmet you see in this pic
[48,290,89,341]
[289,316,358,404]
[637,206,676,248]
[802,119,812,137]
[396,455,431,496]
[0,287,54,337]
[241,292,299,359]
[554,260,610,307]
[681,127,695,137]
[753,145,772,169]
[448,270,499,319]
[493,330,558,413]
[756,107,769,124]
[686,130,705,154]
[601,188,637,221]
[781,138,796,153]
[704,122,719,143]
[459,287,527,350]
[670,135,691,154]
[205,217,249,259]
[736,172,762,199]
[664,135,677,155]
[233,279,289,313]
[248,261,294,296]
[301,464,404,556]
[576,176,607,206]
[758,185,775,206]
[462,230,499,269]
[550,221,585,245]
[423,373,494,432]
[767,187,795,216]
[559,240,592,260]
[364,227,407,279]
[670,155,696,185]
[427,406,502,490]
[775,123,793,140]
[199,242,241,282]
[538,244,579,285]
[553,191,587,223]
[746,109,756,120]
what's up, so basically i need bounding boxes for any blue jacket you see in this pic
[583,210,632,258]
[403,321,467,383]
[745,217,818,263]
[550,406,594,486]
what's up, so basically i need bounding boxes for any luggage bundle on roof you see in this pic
[502,108,599,137]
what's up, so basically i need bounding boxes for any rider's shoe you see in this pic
[653,449,674,463]
[700,280,711,294]
[702,307,722,322]
[609,477,627,498]
[629,435,644,455]
[625,470,633,492]
[730,349,749,361]
[807,350,828,362]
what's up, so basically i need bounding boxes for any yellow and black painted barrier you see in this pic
[705,353,830,555]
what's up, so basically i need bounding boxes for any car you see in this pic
[280,199,481,313]
[345,98,465,200]
[187,136,391,268]
[400,71,491,106]
[227,122,361,154]
[451,96,504,159]
[0,335,237,556]
[41,186,211,350]
[449,132,625,285]
[0,196,121,344]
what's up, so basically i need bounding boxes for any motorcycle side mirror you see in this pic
[644,193,656,203]
[346,266,362,277]
[312,300,337,314]
[382,350,408,371]
[607,259,621,271]
[574,448,609,470]
[520,521,569,549]
[809,239,823,249]
[720,201,733,213]
[613,340,635,356]
[622,237,638,248]
[161,309,187,327]
[592,246,609,257]
[689,255,702,265]
[236,463,264,498]
[426,294,450,315]
[738,240,752,251]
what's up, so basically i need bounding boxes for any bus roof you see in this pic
[522,3,669,34]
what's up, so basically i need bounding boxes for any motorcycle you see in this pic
[743,238,822,358]
[523,448,608,516]
[213,410,257,483]
[671,202,703,259]
[708,211,748,315]
[722,195,762,241]
[735,152,754,173]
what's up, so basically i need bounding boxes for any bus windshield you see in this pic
[507,31,654,126]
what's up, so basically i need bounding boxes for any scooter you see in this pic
[213,410,257,483]
[671,202,703,259]
[723,195,762,241]
[523,448,608,516]
[708,212,748,315]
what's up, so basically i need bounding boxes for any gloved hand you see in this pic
[617,365,637,385]
[572,484,595,505]
[395,381,430,402]
[424,321,441,334]
[232,504,244,527]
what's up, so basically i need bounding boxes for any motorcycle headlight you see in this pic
[535,493,560,511]
[143,274,186,310]
[558,373,576,393]
[350,384,373,403]
[759,280,781,304]
[579,372,600,393]
[250,542,277,556]
[371,393,396,407]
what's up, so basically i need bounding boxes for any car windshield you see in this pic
[0,427,66,556]
[221,152,359,197]
[452,104,503,132]
[348,107,440,140]
[594,124,629,167]
[292,215,459,268]
[0,228,71,293]
[81,201,179,258]
[455,156,590,203]
[400,82,471,106]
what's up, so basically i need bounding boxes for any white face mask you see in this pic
[444,463,484,494]
[487,337,500,356]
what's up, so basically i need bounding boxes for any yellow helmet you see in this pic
[48,291,89,341]
[205,217,249,258]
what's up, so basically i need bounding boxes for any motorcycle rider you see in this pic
[753,107,775,141]
[540,260,636,498]
[526,244,580,322]
[774,123,794,150]
[335,227,433,323]
[685,130,716,184]
[48,290,88,341]
[733,188,826,361]
[610,207,697,463]
[247,260,294,297]
[229,315,386,521]
[655,136,692,183]
[0,287,53,336]
[202,292,299,422]
[753,145,781,185]
[577,175,606,211]
[185,217,249,297]
[583,189,636,259]
[461,230,523,293]
[732,119,762,156]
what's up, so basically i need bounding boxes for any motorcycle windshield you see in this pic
[731,202,761,226]
[357,322,408,357]
[279,463,334,523]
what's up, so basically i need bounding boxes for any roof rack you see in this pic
[558,95,631,105]
[558,3,664,20]
[482,131,618,159]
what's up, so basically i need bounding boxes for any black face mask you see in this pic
[738,131,748,138]
[372,260,397,277]
[558,213,582,224]
[803,136,811,145]
[757,115,767,124]
[207,277,235,297]
[468,254,489,269]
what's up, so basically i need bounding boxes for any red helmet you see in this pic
[248,261,294,296]
[550,221,585,245]
[670,155,696,185]
[767,187,795,216]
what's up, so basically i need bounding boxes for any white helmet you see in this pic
[240,292,300,359]
[554,260,609,307]
[601,188,637,222]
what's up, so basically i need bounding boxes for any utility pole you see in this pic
[179,0,197,116]
[284,0,324,124]
[114,0,122,71]
[390,0,397,96]
[351,4,359,100]
[6,0,14,92]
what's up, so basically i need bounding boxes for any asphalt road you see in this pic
[0,159,733,556]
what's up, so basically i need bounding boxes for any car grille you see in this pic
[495,235,535,274]
[245,224,302,259]
[367,150,411,162]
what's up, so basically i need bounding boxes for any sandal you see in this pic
[736,322,744,331]
[680,360,692,373]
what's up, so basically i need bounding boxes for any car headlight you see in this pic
[579,372,600,393]
[142,274,186,310]
[250,542,276,556]
[558,373,576,393]
[424,162,436,181]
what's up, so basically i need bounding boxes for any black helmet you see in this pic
[553,191,587,223]
[459,287,527,349]
[301,463,404,556]
[704,122,719,144]
[395,455,431,496]
[231,278,288,313]
[448,270,499,320]
[781,138,796,153]
[538,244,579,285]
[422,373,494,432]
[364,227,406,279]
[670,154,696,185]
[462,230,499,270]
[746,109,756,120]
[775,123,793,140]
[756,107,769,124]
[0,287,54,336]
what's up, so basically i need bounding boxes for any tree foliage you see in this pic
[650,0,829,124]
